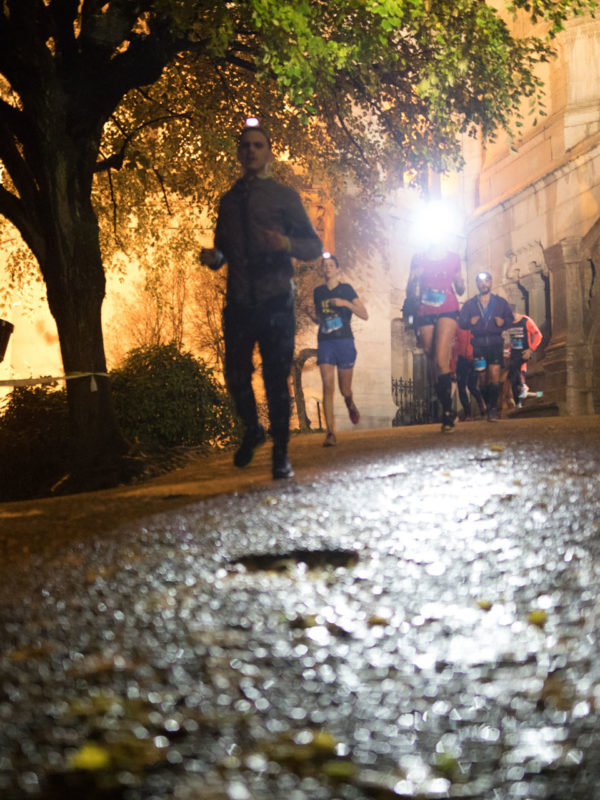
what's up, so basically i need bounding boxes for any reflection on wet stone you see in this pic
[1,435,600,798]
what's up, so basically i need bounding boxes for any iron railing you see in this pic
[391,377,439,426]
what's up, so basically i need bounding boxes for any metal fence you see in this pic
[391,377,439,426]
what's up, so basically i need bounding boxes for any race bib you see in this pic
[322,316,343,334]
[422,288,447,307]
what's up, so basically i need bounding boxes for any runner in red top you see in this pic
[405,246,465,432]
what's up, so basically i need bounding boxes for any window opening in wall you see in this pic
[588,258,596,307]
[541,271,552,341]
[516,280,529,316]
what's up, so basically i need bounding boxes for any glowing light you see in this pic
[322,251,332,259]
[412,200,462,247]
[245,117,260,128]
[477,271,492,281]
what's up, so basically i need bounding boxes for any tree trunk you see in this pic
[40,188,130,491]
[292,348,317,431]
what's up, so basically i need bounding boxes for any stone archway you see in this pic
[500,242,551,393]
[501,242,550,340]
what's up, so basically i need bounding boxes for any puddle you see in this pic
[229,548,360,572]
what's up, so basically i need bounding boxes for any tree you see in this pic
[0,0,595,489]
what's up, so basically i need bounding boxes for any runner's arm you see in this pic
[526,317,543,351]
[330,295,368,320]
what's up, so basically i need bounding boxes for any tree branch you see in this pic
[222,52,259,74]
[48,0,80,65]
[0,184,44,263]
[152,168,172,216]
[0,121,41,222]
[79,0,152,56]
[333,95,368,164]
[94,112,192,172]
[105,167,120,239]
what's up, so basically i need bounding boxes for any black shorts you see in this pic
[472,342,503,370]
[416,311,459,327]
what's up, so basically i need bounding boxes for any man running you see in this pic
[200,124,322,478]
[458,271,513,421]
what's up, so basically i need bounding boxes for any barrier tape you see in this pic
[0,372,108,392]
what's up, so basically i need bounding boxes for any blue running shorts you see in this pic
[317,337,357,369]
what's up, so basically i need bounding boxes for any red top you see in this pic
[411,250,462,315]
[452,326,473,364]
[523,315,543,351]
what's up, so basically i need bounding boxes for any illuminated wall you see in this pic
[463,15,600,414]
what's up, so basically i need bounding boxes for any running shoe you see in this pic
[346,400,360,425]
[272,445,294,480]
[234,424,266,467]
[323,432,337,447]
[441,411,456,433]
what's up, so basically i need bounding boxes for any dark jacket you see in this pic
[458,293,513,346]
[214,175,322,306]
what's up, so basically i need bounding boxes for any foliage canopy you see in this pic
[87,0,599,273]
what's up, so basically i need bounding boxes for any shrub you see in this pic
[0,344,240,500]
[0,385,70,501]
[110,343,240,449]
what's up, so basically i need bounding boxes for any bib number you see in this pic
[322,316,343,334]
[422,288,446,307]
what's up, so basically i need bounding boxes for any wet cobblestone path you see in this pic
[1,417,599,800]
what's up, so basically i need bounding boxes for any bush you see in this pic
[110,343,240,450]
[0,344,240,500]
[0,385,70,501]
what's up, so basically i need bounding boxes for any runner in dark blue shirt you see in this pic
[458,271,513,421]
[307,254,368,446]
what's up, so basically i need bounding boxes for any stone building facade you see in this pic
[383,13,600,421]
[463,14,600,415]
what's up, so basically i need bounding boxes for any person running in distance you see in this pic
[406,243,465,433]
[307,253,368,447]
[451,324,486,420]
[200,123,322,479]
[458,271,514,421]
[505,311,543,407]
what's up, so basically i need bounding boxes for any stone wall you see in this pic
[463,16,600,416]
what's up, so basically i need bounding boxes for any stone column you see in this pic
[544,237,594,414]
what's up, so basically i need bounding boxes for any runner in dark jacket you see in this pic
[201,124,322,478]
